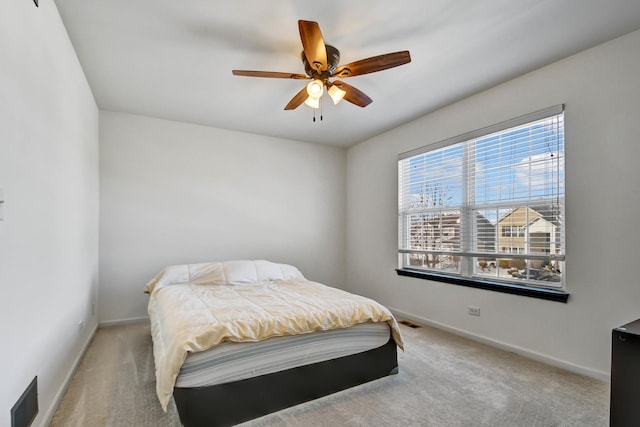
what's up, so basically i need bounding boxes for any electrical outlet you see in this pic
[468,306,481,316]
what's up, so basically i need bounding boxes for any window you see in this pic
[398,105,565,297]
[502,247,525,254]
[501,226,525,238]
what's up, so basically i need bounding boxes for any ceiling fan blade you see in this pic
[333,80,373,108]
[284,86,309,110]
[332,50,411,78]
[298,20,327,72]
[232,70,309,79]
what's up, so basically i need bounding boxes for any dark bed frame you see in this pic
[173,337,399,427]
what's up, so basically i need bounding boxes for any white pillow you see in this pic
[188,262,226,285]
[222,260,259,284]
[144,264,189,294]
[224,260,305,284]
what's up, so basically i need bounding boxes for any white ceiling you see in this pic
[54,0,640,148]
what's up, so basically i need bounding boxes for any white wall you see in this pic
[99,111,346,323]
[0,2,99,426]
[347,29,640,379]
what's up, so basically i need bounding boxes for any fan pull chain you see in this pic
[311,98,323,123]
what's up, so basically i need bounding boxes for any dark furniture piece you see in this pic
[173,337,399,427]
[610,318,640,427]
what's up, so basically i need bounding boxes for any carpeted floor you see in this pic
[50,321,609,426]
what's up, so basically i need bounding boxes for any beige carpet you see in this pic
[50,321,609,426]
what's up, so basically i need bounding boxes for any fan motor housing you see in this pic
[302,44,340,77]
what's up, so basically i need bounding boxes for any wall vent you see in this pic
[399,320,421,329]
[11,376,38,427]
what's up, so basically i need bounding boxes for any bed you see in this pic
[146,260,404,427]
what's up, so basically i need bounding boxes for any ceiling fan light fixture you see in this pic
[231,20,411,113]
[328,84,346,104]
[304,96,320,109]
[306,79,324,99]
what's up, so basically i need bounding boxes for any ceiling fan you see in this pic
[232,20,411,112]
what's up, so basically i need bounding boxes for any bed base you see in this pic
[173,337,399,427]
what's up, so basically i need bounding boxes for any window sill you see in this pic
[395,268,569,303]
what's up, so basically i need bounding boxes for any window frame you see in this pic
[396,105,568,303]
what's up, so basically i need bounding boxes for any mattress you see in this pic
[176,321,391,388]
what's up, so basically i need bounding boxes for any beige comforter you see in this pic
[148,278,403,410]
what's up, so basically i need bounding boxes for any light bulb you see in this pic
[304,96,320,109]
[306,79,324,99]
[328,84,346,104]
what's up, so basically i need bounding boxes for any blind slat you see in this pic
[398,104,564,160]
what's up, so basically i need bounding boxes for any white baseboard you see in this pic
[99,316,149,327]
[389,306,611,383]
[39,325,98,427]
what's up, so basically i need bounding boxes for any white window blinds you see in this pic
[398,105,565,289]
